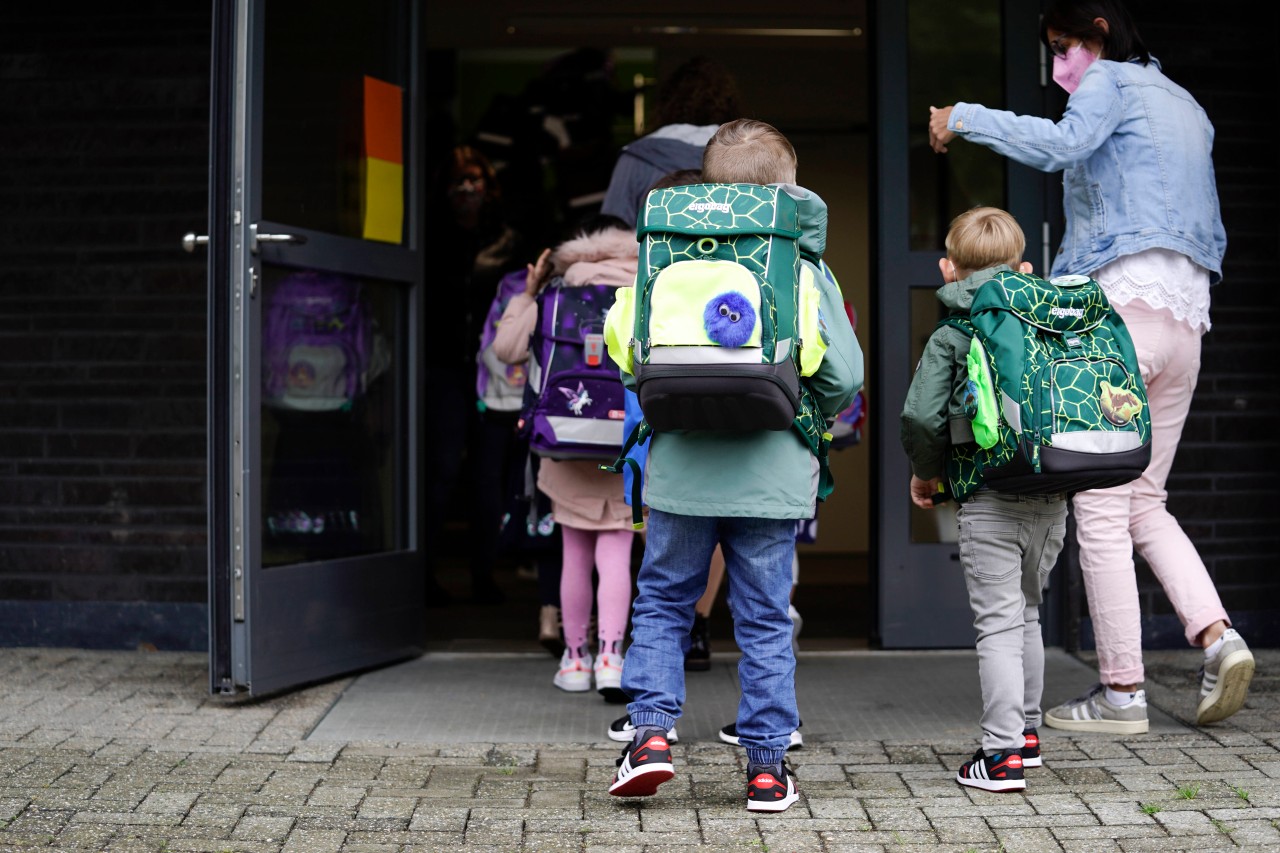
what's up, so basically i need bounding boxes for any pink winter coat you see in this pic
[493,225,637,531]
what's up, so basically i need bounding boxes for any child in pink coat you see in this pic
[493,215,637,700]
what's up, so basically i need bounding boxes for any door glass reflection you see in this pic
[907,0,1005,251]
[262,0,408,241]
[259,266,404,567]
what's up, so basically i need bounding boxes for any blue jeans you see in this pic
[623,508,798,766]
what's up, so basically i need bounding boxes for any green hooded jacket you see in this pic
[899,264,1014,493]
[615,185,864,519]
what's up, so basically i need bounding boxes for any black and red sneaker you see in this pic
[746,762,799,812]
[1021,728,1042,768]
[608,731,675,797]
[955,748,1026,792]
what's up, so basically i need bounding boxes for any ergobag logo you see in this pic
[1049,306,1085,319]
[687,201,731,214]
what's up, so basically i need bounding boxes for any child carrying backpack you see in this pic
[492,215,636,701]
[900,206,1148,794]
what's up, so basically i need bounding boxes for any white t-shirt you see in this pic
[1093,247,1212,334]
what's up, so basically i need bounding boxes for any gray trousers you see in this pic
[957,490,1068,755]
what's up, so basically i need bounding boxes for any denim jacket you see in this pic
[949,57,1227,285]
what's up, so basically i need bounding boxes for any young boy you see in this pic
[900,206,1067,792]
[605,119,863,811]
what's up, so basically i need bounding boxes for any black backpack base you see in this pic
[636,364,800,432]
[982,442,1152,496]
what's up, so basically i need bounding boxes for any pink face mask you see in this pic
[1052,44,1098,94]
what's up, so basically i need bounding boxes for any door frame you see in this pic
[872,0,1052,647]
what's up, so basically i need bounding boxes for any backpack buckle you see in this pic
[584,333,604,366]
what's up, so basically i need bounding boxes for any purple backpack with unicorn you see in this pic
[263,271,372,411]
[519,278,626,459]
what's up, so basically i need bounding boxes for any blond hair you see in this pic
[945,207,1025,277]
[702,119,797,185]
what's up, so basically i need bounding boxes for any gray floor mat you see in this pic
[307,648,1187,743]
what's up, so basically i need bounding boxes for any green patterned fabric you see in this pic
[636,183,801,365]
[940,271,1151,500]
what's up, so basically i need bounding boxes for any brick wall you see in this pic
[0,7,211,647]
[1066,2,1280,650]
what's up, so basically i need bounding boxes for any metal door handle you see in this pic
[255,232,307,246]
[182,233,209,252]
[252,226,307,253]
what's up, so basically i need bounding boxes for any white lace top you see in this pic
[1092,248,1212,334]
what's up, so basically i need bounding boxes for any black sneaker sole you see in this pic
[598,686,629,704]
[684,657,711,672]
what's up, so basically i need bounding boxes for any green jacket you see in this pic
[899,264,1013,493]
[621,186,864,519]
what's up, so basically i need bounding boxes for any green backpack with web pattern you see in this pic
[940,270,1152,500]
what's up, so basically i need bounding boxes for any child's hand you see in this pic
[909,475,941,509]
[525,248,553,296]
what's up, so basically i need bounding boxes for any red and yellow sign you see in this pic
[360,75,403,244]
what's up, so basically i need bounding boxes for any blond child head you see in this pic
[702,119,798,186]
[942,206,1026,281]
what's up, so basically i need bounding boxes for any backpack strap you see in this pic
[599,420,652,530]
[936,315,973,335]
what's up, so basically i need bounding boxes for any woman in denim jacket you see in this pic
[928,0,1253,732]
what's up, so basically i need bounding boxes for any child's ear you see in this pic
[938,257,953,282]
[1018,261,1034,274]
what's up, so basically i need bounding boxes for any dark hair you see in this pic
[561,212,629,243]
[648,169,703,193]
[652,57,745,128]
[1040,0,1150,65]
[437,144,502,205]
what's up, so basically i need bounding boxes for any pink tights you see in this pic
[560,526,634,657]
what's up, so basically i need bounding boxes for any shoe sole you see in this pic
[598,686,629,704]
[608,762,674,797]
[1197,649,1255,725]
[553,676,591,692]
[684,658,711,672]
[1021,755,1043,768]
[1043,711,1148,735]
[718,730,804,750]
[747,789,799,812]
[956,773,1026,793]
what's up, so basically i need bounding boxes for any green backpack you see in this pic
[602,183,834,524]
[940,270,1151,500]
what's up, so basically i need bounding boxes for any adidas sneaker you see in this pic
[955,748,1026,792]
[608,730,675,798]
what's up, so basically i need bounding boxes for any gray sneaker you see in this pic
[1197,628,1255,725]
[1044,683,1149,734]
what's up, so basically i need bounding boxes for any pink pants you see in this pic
[1071,299,1228,687]
[560,526,634,655]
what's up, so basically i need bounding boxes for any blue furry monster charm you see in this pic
[703,292,756,347]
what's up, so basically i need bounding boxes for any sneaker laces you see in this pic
[1065,682,1106,708]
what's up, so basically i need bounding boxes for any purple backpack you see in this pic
[521,279,626,459]
[476,270,532,413]
[263,271,371,411]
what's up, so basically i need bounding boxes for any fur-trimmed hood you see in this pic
[552,225,638,288]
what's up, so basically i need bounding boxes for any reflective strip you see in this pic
[647,345,763,365]
[1050,431,1143,452]
[544,416,624,446]
[1001,390,1021,434]
[775,337,792,364]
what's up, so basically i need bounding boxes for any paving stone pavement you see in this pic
[0,646,1275,852]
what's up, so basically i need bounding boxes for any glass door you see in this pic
[207,0,423,695]
[872,0,1048,646]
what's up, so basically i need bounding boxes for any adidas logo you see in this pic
[687,201,731,214]
[1049,306,1085,319]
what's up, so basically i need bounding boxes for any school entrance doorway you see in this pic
[421,2,874,655]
